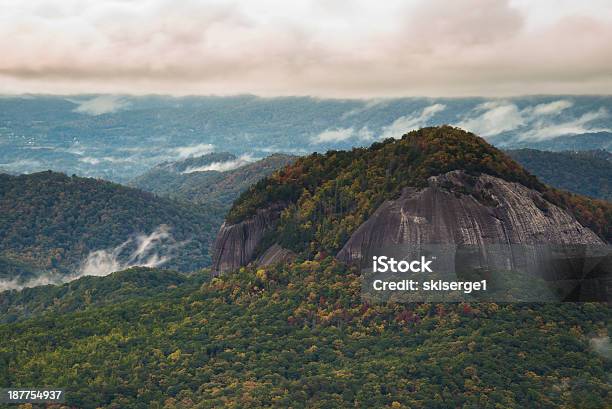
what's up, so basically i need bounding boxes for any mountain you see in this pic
[130,153,296,206]
[507,149,611,200]
[0,153,295,288]
[0,259,609,408]
[213,126,611,274]
[0,127,610,408]
[0,171,223,285]
[128,152,237,194]
[148,152,238,174]
[1,95,610,182]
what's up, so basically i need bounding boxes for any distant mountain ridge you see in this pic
[1,95,610,181]
[129,152,237,195]
[495,132,612,151]
[130,153,297,206]
[507,149,611,200]
[152,152,237,174]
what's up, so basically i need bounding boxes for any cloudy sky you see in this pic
[1,0,611,97]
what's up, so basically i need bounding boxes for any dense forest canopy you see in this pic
[507,149,611,201]
[0,260,609,408]
[0,267,207,323]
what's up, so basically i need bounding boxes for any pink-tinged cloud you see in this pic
[1,0,611,96]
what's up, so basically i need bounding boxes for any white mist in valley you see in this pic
[79,225,179,277]
[0,274,66,293]
[181,154,255,174]
[590,336,611,360]
[0,225,184,292]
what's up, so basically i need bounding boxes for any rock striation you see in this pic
[211,205,285,275]
[255,244,296,268]
[337,170,605,275]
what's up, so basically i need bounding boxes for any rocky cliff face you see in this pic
[212,170,606,276]
[211,205,284,275]
[337,170,605,273]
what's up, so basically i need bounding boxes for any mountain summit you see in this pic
[212,126,611,275]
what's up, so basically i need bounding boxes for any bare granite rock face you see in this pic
[337,170,605,271]
[255,243,297,267]
[211,205,284,275]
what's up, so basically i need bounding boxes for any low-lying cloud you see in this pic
[173,143,215,159]
[0,274,64,292]
[529,100,573,116]
[520,108,610,141]
[456,101,524,137]
[0,159,44,173]
[311,126,374,144]
[72,95,129,115]
[0,225,183,292]
[182,154,255,173]
[456,99,610,140]
[79,225,181,277]
[380,104,446,139]
[312,103,446,143]
[590,335,611,360]
[311,128,355,144]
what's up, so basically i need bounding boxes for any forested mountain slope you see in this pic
[0,259,609,408]
[0,267,204,323]
[130,153,296,206]
[0,171,223,281]
[507,149,611,201]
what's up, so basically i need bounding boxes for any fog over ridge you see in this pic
[0,225,184,292]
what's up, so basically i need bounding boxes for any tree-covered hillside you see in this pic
[227,127,612,258]
[0,267,206,324]
[0,260,609,408]
[0,171,224,279]
[0,255,40,282]
[130,153,296,207]
[507,149,611,201]
[128,152,237,194]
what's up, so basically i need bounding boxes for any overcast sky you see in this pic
[1,0,611,97]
